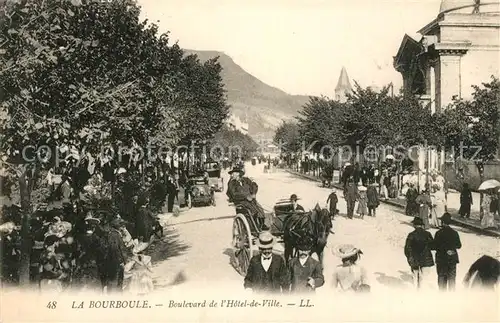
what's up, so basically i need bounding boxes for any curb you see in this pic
[284,169,500,238]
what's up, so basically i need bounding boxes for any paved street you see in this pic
[150,163,500,295]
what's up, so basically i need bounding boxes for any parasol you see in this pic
[477,179,500,191]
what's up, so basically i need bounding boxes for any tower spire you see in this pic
[335,67,353,103]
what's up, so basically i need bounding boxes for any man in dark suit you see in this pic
[288,238,324,294]
[404,217,435,290]
[343,180,358,219]
[290,194,305,213]
[244,232,289,294]
[432,213,462,291]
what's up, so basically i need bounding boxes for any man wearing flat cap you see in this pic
[432,213,462,291]
[288,237,324,294]
[244,232,290,293]
[227,167,266,229]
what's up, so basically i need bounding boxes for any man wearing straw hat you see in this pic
[244,232,289,293]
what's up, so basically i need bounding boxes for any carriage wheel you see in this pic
[232,214,255,276]
[187,194,192,209]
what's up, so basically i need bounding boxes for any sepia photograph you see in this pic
[0,0,499,322]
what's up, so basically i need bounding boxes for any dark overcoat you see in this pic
[289,256,324,293]
[404,227,434,269]
[244,254,289,293]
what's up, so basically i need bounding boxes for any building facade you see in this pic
[394,0,500,172]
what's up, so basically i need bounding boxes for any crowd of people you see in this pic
[243,231,368,294]
[240,157,500,295]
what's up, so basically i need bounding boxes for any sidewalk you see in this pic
[285,168,500,237]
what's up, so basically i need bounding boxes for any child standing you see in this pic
[367,183,380,216]
[357,186,368,219]
[326,188,339,220]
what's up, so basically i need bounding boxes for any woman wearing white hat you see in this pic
[331,244,369,292]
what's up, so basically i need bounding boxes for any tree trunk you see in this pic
[18,166,32,286]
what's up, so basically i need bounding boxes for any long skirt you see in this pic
[236,199,265,219]
[357,199,368,215]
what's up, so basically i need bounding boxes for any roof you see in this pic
[439,0,499,16]
[393,34,424,71]
[335,67,353,92]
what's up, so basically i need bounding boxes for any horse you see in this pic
[463,255,500,290]
[282,203,332,265]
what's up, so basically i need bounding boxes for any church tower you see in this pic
[334,67,353,103]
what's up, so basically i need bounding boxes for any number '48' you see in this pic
[47,301,57,309]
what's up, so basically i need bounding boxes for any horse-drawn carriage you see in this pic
[231,198,331,276]
[203,161,224,192]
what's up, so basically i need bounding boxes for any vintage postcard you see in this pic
[1,0,499,322]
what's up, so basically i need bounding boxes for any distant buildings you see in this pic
[226,113,249,135]
[252,134,280,156]
[334,67,353,103]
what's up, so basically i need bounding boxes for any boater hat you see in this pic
[333,244,362,259]
[257,231,275,249]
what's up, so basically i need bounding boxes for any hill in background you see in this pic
[184,49,310,135]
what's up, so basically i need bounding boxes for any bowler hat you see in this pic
[297,237,313,251]
[290,194,300,201]
[228,167,244,175]
[411,217,424,226]
[439,213,452,224]
[257,231,275,249]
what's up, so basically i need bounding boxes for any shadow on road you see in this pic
[171,215,235,226]
[148,227,190,264]
[223,248,240,275]
[374,271,412,289]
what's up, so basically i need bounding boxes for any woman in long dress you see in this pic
[430,185,445,228]
[481,192,496,229]
[415,187,432,230]
[357,186,368,219]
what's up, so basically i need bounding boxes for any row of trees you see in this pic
[0,0,231,285]
[209,125,259,160]
[274,77,500,184]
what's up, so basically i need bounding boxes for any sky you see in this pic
[137,0,443,97]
